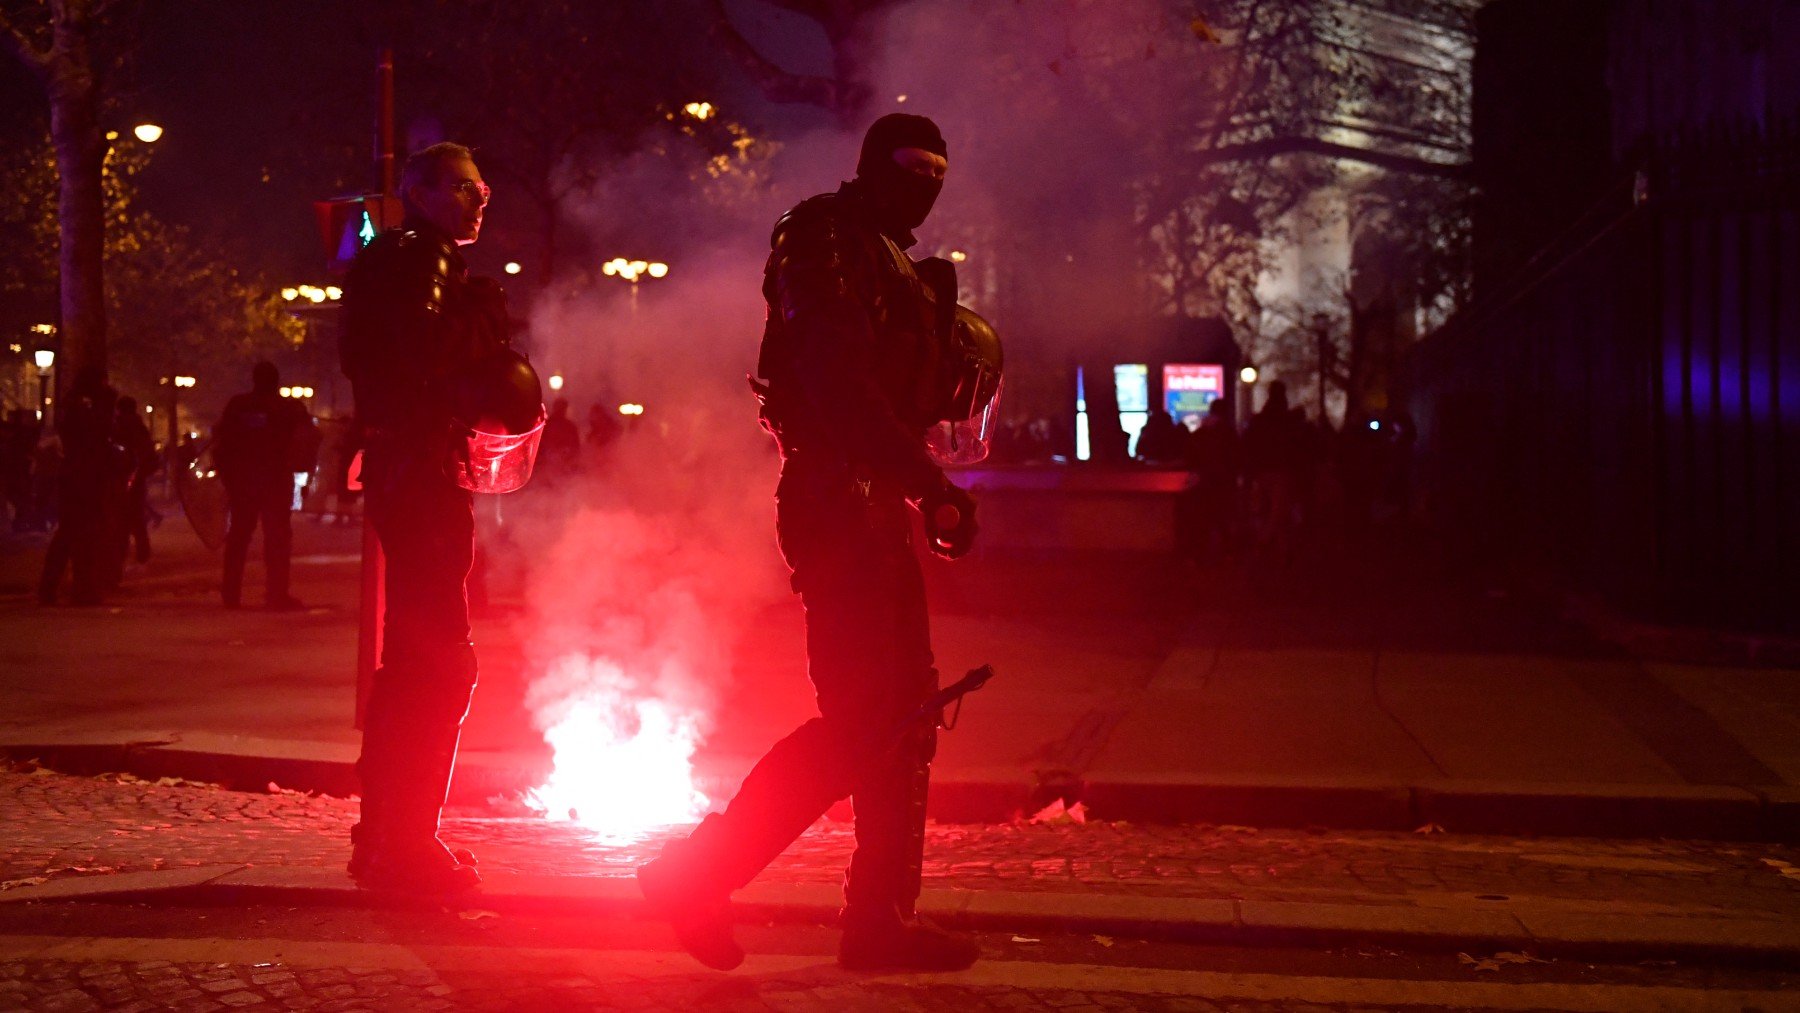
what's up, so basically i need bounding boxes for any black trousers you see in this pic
[38,473,107,604]
[678,467,937,914]
[355,445,478,846]
[222,483,293,603]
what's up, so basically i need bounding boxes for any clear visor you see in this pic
[446,410,546,494]
[925,377,1002,467]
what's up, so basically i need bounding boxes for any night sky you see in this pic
[6,1,832,286]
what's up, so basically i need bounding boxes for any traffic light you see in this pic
[312,195,404,271]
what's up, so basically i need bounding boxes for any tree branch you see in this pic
[703,0,868,116]
[0,14,55,80]
[1200,135,1469,180]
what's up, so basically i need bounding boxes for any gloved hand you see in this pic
[920,481,978,560]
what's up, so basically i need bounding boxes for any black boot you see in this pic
[351,831,480,894]
[838,905,979,972]
[350,654,480,895]
[638,832,744,971]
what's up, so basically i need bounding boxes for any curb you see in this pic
[4,741,1795,843]
[4,867,1797,969]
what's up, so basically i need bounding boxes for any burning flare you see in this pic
[526,656,710,835]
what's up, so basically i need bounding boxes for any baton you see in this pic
[894,664,997,739]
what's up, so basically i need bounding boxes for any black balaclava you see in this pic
[854,113,947,235]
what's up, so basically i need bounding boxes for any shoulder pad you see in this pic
[771,192,856,250]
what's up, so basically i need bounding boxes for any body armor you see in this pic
[342,221,540,493]
[754,184,1003,488]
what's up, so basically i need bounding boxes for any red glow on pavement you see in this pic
[525,656,710,836]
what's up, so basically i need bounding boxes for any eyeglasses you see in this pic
[450,179,492,204]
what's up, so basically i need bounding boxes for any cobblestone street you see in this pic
[7,765,1800,920]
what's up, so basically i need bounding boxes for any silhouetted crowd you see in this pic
[979,379,1415,573]
[9,368,164,605]
[1159,382,1416,571]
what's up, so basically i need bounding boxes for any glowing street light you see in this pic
[682,101,715,120]
[1235,364,1258,432]
[548,374,564,392]
[602,258,669,283]
[948,250,968,263]
[504,262,522,275]
[173,375,197,388]
[132,123,164,143]
[32,348,54,423]
[602,257,669,381]
[618,403,645,416]
[282,284,341,304]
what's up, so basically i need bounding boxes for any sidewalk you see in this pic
[5,508,1799,843]
[3,766,1799,967]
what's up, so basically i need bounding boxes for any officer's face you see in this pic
[410,155,489,245]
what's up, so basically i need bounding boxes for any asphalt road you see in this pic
[2,900,1796,1011]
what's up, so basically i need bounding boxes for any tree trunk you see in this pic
[49,48,107,381]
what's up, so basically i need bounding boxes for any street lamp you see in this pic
[601,257,670,379]
[1310,311,1334,424]
[282,284,341,304]
[1236,364,1258,431]
[32,348,53,423]
[165,374,196,487]
[504,262,522,275]
[133,123,163,143]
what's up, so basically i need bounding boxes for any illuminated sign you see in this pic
[1164,363,1225,418]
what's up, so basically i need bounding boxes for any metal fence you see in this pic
[1404,127,1800,632]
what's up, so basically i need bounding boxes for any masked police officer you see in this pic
[640,114,997,973]
[340,141,511,894]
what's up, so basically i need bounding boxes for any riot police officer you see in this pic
[340,141,514,894]
[639,114,996,973]
[214,363,310,609]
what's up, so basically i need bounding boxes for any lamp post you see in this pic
[1311,311,1333,425]
[166,374,195,491]
[32,348,54,424]
[600,257,669,382]
[1236,363,1258,432]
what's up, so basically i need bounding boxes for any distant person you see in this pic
[110,396,159,568]
[1091,418,1130,463]
[1242,381,1309,568]
[314,417,360,523]
[214,361,311,610]
[1133,410,1183,465]
[2,409,38,531]
[536,396,580,482]
[37,367,119,605]
[584,401,620,468]
[1177,397,1240,565]
[31,427,62,530]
